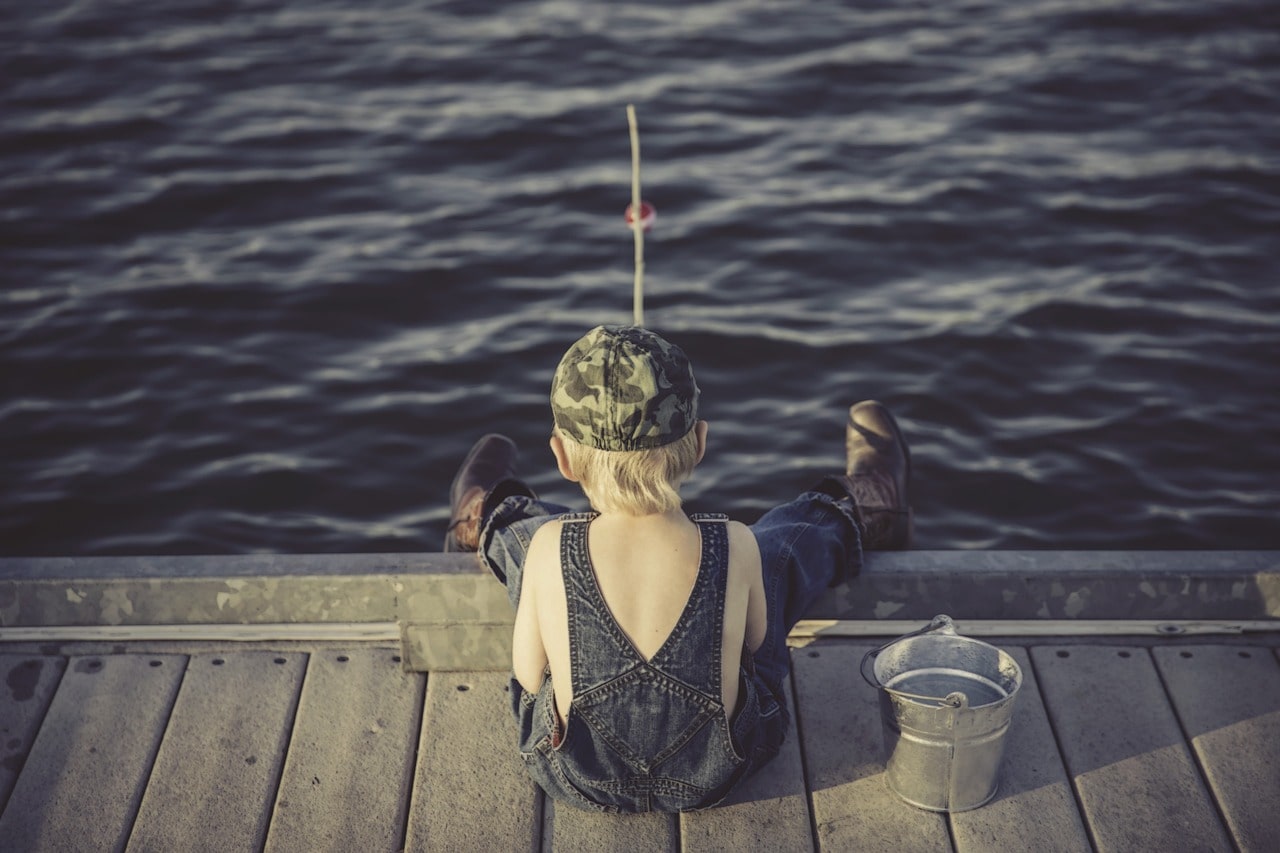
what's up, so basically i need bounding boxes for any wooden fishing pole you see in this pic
[627,104,645,326]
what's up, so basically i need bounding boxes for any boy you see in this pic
[443,324,911,813]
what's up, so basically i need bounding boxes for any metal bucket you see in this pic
[860,615,1022,812]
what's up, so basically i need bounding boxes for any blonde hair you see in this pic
[558,427,701,515]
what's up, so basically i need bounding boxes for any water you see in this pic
[3,0,1278,555]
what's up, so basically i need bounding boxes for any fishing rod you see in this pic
[624,104,655,327]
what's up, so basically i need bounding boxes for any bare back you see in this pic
[513,512,765,727]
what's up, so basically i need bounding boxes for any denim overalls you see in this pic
[479,487,862,813]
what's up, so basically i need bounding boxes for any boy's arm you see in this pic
[512,526,553,693]
[734,522,768,654]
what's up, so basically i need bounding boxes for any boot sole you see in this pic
[875,407,914,546]
[445,434,518,551]
[449,433,517,506]
[849,402,914,547]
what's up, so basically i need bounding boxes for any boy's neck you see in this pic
[593,508,691,528]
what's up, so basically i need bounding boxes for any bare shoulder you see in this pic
[529,517,563,550]
[524,518,564,581]
[726,519,761,563]
[725,519,762,589]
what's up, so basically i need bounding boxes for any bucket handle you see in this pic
[859,615,970,709]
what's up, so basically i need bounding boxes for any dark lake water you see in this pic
[3,0,1278,555]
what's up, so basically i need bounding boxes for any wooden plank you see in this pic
[0,654,67,813]
[790,644,950,852]
[264,648,424,853]
[127,651,306,852]
[405,671,540,851]
[0,654,184,852]
[681,680,813,852]
[949,647,1089,852]
[543,798,676,852]
[1031,645,1232,853]
[1153,645,1280,853]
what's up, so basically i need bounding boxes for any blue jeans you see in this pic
[478,488,864,729]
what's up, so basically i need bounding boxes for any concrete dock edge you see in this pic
[3,551,1277,670]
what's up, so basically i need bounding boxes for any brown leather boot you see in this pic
[444,434,521,552]
[842,400,912,549]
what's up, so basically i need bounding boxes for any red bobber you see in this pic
[624,201,656,232]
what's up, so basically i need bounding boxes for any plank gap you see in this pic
[1024,649,1099,853]
[400,668,430,853]
[1147,646,1235,847]
[787,663,822,853]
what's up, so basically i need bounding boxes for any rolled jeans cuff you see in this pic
[478,491,572,609]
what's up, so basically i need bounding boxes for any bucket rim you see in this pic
[861,615,1022,708]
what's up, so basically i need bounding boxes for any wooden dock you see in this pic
[2,551,1278,850]
[2,634,1278,852]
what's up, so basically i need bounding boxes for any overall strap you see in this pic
[647,514,730,697]
[558,513,643,693]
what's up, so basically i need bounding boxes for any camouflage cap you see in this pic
[551,325,699,451]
